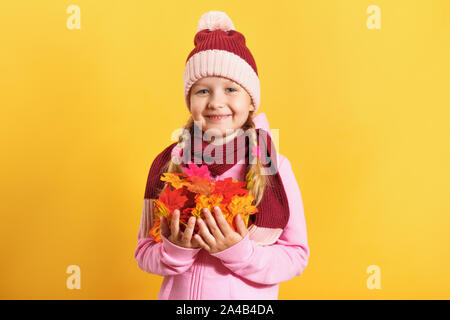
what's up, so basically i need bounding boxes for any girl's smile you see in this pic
[205,114,232,121]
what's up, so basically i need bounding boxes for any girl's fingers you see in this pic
[160,217,169,237]
[213,206,232,236]
[203,208,223,239]
[181,217,196,244]
[235,214,248,238]
[197,217,216,247]
[194,234,210,252]
[190,235,201,248]
[170,210,180,238]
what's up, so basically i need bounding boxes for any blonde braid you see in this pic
[243,112,273,208]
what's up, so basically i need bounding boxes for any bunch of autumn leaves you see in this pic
[149,163,258,242]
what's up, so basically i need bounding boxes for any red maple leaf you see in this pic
[212,177,248,204]
[158,185,188,215]
[180,187,196,209]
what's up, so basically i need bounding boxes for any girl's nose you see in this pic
[208,92,227,108]
[208,102,226,109]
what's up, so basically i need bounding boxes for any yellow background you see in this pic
[1,0,449,299]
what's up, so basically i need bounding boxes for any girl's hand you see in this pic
[160,209,201,249]
[193,207,248,254]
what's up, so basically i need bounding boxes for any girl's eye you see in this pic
[196,88,237,94]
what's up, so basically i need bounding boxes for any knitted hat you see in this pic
[183,11,261,112]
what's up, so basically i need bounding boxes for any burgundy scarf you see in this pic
[144,127,290,229]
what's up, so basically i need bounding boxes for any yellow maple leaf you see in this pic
[161,173,189,189]
[227,194,258,228]
[191,194,224,219]
[151,199,170,219]
[228,194,258,215]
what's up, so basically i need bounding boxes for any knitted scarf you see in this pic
[144,126,290,230]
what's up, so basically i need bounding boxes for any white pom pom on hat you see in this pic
[196,11,235,33]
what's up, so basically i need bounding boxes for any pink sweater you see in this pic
[134,151,310,300]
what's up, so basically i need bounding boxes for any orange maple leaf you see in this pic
[186,176,214,196]
[149,217,162,242]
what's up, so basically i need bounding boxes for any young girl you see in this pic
[135,11,310,300]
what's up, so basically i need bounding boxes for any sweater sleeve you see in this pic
[134,198,202,276]
[210,157,310,285]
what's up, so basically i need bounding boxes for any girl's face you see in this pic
[189,76,255,137]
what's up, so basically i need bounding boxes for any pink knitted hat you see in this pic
[183,11,261,112]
